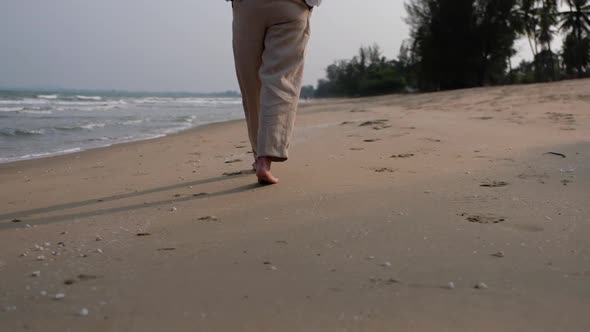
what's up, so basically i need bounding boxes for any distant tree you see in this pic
[532,0,559,80]
[315,45,406,97]
[515,0,540,56]
[405,0,519,90]
[559,0,590,77]
[513,60,537,83]
[300,85,316,99]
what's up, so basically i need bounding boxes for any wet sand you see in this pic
[1,79,589,331]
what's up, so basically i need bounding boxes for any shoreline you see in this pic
[0,117,247,169]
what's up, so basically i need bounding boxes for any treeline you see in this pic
[306,0,590,97]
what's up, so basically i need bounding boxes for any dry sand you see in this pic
[1,79,589,332]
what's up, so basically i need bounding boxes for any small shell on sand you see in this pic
[54,293,66,300]
[474,282,488,289]
[79,308,89,316]
[448,282,456,289]
[36,255,45,261]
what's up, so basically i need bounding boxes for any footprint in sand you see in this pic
[480,181,509,188]
[546,112,577,131]
[372,167,396,173]
[359,119,391,130]
[198,216,221,223]
[391,153,415,159]
[461,213,506,224]
[422,138,442,143]
[223,170,245,176]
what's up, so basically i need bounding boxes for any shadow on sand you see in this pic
[0,171,260,231]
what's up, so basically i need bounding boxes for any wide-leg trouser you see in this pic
[232,0,311,161]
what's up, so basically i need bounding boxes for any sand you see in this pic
[1,79,589,332]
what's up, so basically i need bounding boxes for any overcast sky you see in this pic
[0,0,410,92]
[1,1,543,93]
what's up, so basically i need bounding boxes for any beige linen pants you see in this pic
[232,0,311,161]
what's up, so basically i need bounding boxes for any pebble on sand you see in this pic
[381,261,392,267]
[170,207,178,212]
[448,282,456,289]
[31,271,41,277]
[36,255,45,261]
[474,282,488,289]
[54,293,66,300]
[79,308,89,316]
[491,251,505,258]
[96,235,103,241]
[96,248,103,254]
[198,216,220,222]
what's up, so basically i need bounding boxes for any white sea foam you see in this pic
[76,95,102,101]
[1,128,46,137]
[0,148,82,163]
[80,123,106,130]
[0,99,49,105]
[19,109,53,115]
[119,119,144,125]
[0,107,24,112]
[37,94,58,100]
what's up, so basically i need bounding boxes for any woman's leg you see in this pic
[257,1,311,162]
[232,0,266,160]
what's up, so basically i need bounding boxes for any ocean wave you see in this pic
[176,115,197,124]
[1,128,46,137]
[0,98,50,105]
[131,97,242,106]
[0,148,82,163]
[19,109,53,115]
[0,107,24,112]
[119,119,144,125]
[80,122,106,130]
[37,94,58,100]
[54,122,106,131]
[76,95,102,101]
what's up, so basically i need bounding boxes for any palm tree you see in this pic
[516,0,540,56]
[531,0,560,80]
[536,0,559,52]
[559,0,590,76]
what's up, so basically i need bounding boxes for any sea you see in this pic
[0,90,244,163]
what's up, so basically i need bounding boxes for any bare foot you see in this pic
[256,157,279,185]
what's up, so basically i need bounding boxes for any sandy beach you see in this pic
[1,79,589,331]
